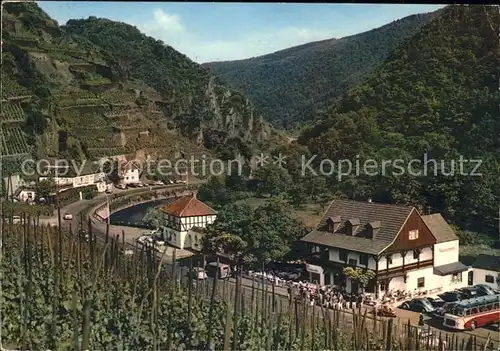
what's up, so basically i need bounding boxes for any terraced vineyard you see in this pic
[1,103,26,124]
[0,127,31,156]
[101,89,135,104]
[1,77,31,100]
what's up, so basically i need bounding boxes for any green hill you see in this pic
[204,11,436,128]
[299,5,500,234]
[1,2,281,167]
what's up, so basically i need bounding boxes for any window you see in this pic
[339,250,347,262]
[452,272,462,283]
[348,258,357,266]
[417,277,425,288]
[387,255,393,265]
[409,230,419,240]
[413,250,420,260]
[360,254,369,266]
[485,275,494,283]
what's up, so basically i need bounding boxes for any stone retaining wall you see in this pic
[91,186,197,222]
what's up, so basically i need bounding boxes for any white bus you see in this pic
[443,294,500,330]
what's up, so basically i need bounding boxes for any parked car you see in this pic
[457,287,487,299]
[427,296,446,308]
[432,302,457,320]
[63,213,73,220]
[115,184,126,190]
[372,305,397,317]
[473,284,499,296]
[399,298,435,313]
[206,262,231,279]
[189,267,208,280]
[438,291,464,302]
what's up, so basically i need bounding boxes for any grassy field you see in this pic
[235,196,325,228]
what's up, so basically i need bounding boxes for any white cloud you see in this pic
[133,9,335,63]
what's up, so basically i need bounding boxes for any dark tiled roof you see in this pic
[300,230,388,254]
[302,199,414,254]
[421,214,458,243]
[159,194,217,217]
[433,262,470,276]
[472,254,500,272]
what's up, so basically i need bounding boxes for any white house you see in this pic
[159,193,217,250]
[118,160,141,185]
[301,199,470,296]
[13,187,36,203]
[471,254,500,290]
[39,161,105,190]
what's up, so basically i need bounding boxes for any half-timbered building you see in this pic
[301,199,470,296]
[159,194,217,250]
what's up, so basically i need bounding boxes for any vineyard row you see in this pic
[1,103,26,123]
[0,127,31,156]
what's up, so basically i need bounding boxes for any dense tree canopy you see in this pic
[204,197,307,266]
[205,13,434,128]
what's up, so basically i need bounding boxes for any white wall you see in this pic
[433,240,459,267]
[440,270,469,291]
[162,227,188,249]
[405,266,437,291]
[328,247,434,272]
[377,247,433,271]
[40,173,99,188]
[473,268,500,290]
[18,190,35,202]
[40,176,73,186]
[163,214,217,249]
[180,215,216,229]
[73,174,95,188]
[328,248,376,270]
[122,169,140,184]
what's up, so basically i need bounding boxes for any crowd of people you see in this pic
[247,270,431,312]
[291,281,365,310]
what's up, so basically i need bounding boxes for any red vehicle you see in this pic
[372,305,397,317]
[443,294,500,330]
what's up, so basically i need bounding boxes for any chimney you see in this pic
[346,218,360,235]
[368,197,372,203]
[326,216,341,232]
[368,221,381,239]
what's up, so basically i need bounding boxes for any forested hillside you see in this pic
[1,2,280,167]
[204,12,435,128]
[299,5,500,235]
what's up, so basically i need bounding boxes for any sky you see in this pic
[38,2,444,64]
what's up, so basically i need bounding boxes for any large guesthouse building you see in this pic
[301,199,470,296]
[159,194,217,250]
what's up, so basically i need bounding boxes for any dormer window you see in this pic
[368,221,381,239]
[346,218,360,235]
[326,216,341,232]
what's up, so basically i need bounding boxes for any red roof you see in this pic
[159,194,216,217]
